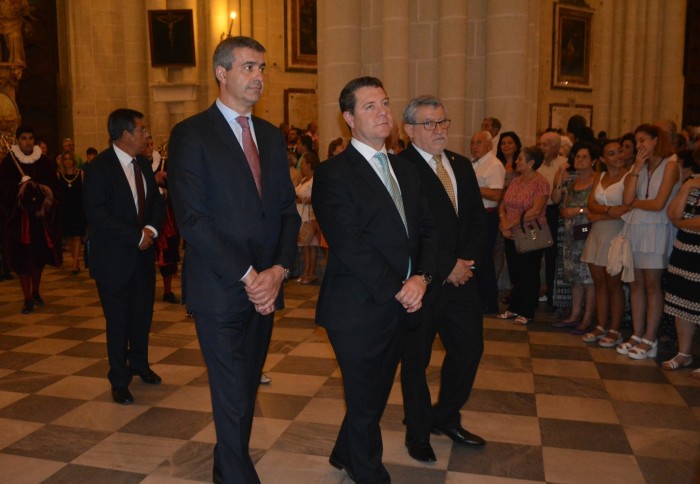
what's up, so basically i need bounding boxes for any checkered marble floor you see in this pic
[0,262,699,483]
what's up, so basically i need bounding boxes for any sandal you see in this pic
[514,316,531,325]
[497,311,518,319]
[661,352,693,371]
[691,368,700,380]
[598,329,623,348]
[628,338,658,360]
[582,325,607,343]
[616,335,642,355]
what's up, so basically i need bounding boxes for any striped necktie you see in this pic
[375,152,407,233]
[434,153,457,213]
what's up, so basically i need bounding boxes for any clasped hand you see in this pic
[243,266,285,315]
[395,275,427,313]
[138,228,155,250]
[446,259,474,287]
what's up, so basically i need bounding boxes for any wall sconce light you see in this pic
[221,11,237,39]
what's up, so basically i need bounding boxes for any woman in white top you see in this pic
[580,139,630,347]
[617,124,681,360]
[295,152,321,284]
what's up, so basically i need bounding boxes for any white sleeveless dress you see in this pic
[581,172,627,267]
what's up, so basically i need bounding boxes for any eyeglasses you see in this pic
[409,119,451,131]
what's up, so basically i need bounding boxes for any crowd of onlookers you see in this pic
[280,115,700,379]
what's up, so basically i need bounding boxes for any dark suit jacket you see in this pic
[312,143,436,333]
[83,147,165,285]
[399,145,486,301]
[167,103,300,317]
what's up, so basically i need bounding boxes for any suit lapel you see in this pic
[348,146,408,237]
[207,105,262,200]
[404,145,458,220]
[107,148,139,222]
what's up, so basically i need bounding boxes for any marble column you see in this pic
[382,0,410,128]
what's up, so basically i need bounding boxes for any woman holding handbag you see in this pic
[295,152,321,284]
[552,142,597,335]
[497,146,549,325]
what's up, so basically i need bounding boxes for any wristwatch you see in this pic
[277,265,291,281]
[415,271,433,285]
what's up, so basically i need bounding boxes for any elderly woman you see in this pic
[580,139,630,346]
[662,173,700,378]
[551,142,597,334]
[57,150,86,275]
[496,146,549,325]
[617,124,681,360]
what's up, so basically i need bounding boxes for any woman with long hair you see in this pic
[295,152,321,284]
[580,139,630,346]
[617,124,681,359]
[57,150,86,275]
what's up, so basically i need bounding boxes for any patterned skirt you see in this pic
[664,229,700,324]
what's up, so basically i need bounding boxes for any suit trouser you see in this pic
[401,282,484,441]
[544,205,560,305]
[326,314,407,484]
[195,307,273,484]
[476,210,501,311]
[504,239,544,318]
[96,257,155,388]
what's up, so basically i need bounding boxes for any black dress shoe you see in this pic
[131,368,162,385]
[329,453,355,481]
[431,424,485,446]
[162,292,180,304]
[32,293,45,307]
[21,300,33,314]
[405,437,436,462]
[112,387,134,404]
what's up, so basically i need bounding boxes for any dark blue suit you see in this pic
[398,145,486,442]
[168,103,300,484]
[83,147,165,388]
[313,143,436,482]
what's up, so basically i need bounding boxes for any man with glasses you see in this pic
[471,130,505,315]
[399,96,487,462]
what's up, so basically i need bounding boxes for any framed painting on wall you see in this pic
[552,3,592,91]
[285,0,317,72]
[284,89,317,129]
[549,103,593,132]
[148,10,196,67]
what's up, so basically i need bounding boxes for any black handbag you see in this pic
[512,213,554,254]
[573,222,592,240]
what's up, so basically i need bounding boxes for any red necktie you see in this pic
[131,159,145,225]
[236,116,263,197]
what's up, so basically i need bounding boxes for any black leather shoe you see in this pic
[405,437,436,462]
[431,424,485,446]
[32,293,45,307]
[329,453,355,481]
[162,292,180,304]
[112,387,134,404]
[131,368,162,385]
[21,300,33,314]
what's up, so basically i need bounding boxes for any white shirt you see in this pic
[216,98,260,150]
[113,143,158,242]
[490,133,500,156]
[538,155,569,205]
[351,138,400,193]
[472,151,505,209]
[412,143,459,212]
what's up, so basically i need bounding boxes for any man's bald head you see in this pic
[539,131,561,161]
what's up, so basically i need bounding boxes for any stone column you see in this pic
[438,0,468,152]
[657,0,685,123]
[317,0,362,155]
[483,0,530,144]
[382,0,410,129]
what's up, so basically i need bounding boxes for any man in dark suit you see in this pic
[312,77,436,483]
[399,95,487,462]
[83,109,165,405]
[167,36,300,484]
